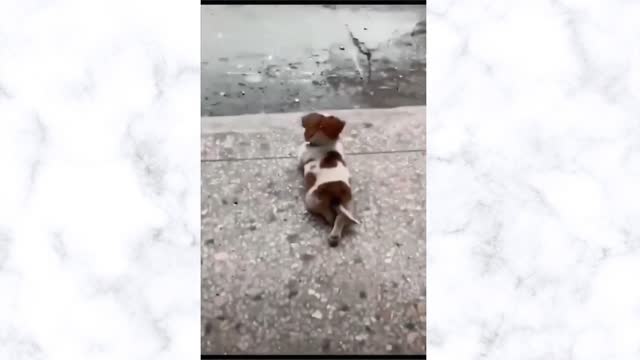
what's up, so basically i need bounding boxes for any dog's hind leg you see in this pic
[328,201,355,247]
[319,208,336,225]
[328,214,347,247]
[304,192,335,225]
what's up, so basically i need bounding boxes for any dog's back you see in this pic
[298,113,359,246]
[303,144,351,203]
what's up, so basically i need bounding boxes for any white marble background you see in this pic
[428,0,640,359]
[3,0,640,358]
[0,1,199,359]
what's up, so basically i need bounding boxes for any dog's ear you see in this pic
[319,116,345,139]
[301,113,323,129]
[302,113,324,141]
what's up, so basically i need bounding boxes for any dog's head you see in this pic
[301,113,345,145]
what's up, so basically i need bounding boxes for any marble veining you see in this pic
[0,1,200,359]
[428,0,640,359]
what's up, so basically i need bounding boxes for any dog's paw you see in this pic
[328,235,340,247]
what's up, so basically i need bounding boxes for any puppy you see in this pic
[297,112,360,247]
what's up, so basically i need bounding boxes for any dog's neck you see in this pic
[307,139,338,149]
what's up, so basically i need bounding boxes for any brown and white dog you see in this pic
[297,112,360,247]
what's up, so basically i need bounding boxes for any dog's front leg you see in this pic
[296,142,309,172]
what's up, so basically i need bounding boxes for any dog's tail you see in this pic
[330,198,360,225]
[337,204,360,224]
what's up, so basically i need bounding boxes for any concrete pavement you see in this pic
[201,106,426,354]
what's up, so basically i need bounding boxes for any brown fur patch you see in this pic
[304,173,317,191]
[320,151,345,168]
[301,112,324,128]
[312,181,352,209]
[319,116,345,140]
[301,113,346,141]
[301,113,323,141]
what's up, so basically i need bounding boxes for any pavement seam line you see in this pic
[201,149,425,163]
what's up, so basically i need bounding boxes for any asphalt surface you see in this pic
[201,5,425,116]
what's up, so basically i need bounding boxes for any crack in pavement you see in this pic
[345,25,373,83]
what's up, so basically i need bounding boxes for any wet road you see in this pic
[201,5,425,116]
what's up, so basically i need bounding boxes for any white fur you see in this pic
[298,139,359,229]
[297,115,360,245]
[298,140,350,195]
